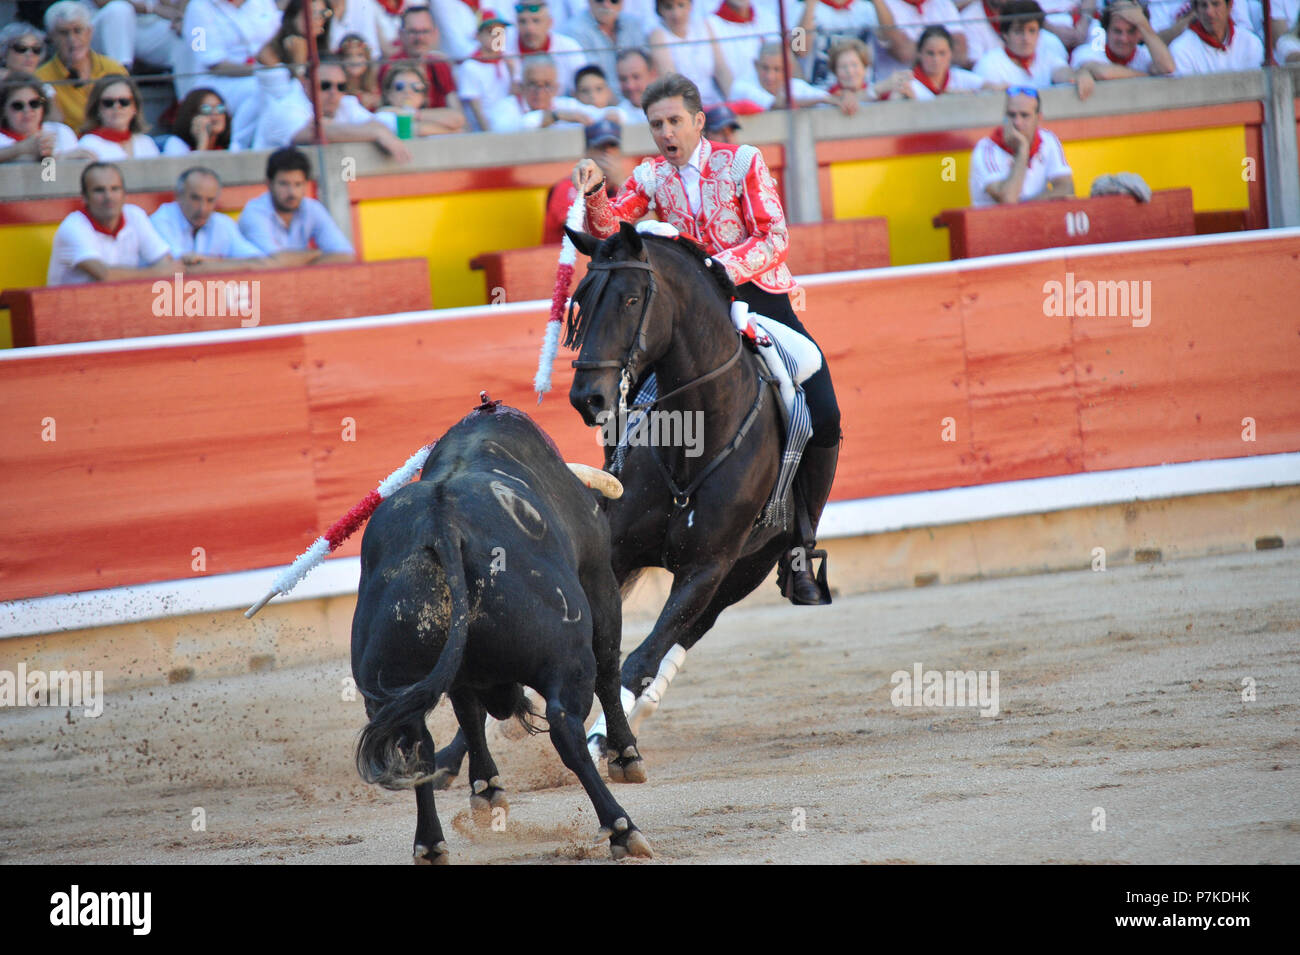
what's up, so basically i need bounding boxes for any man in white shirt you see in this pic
[175,0,281,108]
[1070,1,1176,77]
[615,47,657,113]
[505,1,587,93]
[730,41,835,110]
[873,0,967,80]
[974,0,1091,94]
[487,54,593,130]
[708,0,783,91]
[959,0,1071,67]
[48,162,175,285]
[253,59,413,161]
[150,167,270,269]
[1169,0,1264,73]
[969,87,1074,205]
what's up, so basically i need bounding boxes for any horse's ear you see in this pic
[564,227,600,259]
[618,219,644,259]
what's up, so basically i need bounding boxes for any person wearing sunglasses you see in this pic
[163,88,235,155]
[1,23,48,82]
[376,6,468,125]
[35,2,128,134]
[563,0,651,86]
[969,85,1073,206]
[379,62,469,133]
[0,72,95,163]
[503,1,586,95]
[76,75,161,160]
[252,58,413,160]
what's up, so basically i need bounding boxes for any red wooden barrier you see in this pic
[933,189,1195,259]
[2,258,431,347]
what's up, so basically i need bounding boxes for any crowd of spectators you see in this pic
[0,0,1293,285]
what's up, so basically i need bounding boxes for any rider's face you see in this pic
[646,95,704,168]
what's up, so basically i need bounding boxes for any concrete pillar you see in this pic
[1263,66,1300,229]
[783,108,822,226]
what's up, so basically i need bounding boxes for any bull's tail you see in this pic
[355,522,472,790]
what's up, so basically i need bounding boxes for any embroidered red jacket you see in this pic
[584,138,795,293]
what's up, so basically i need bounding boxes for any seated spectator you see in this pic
[543,118,624,242]
[458,9,516,132]
[730,41,835,111]
[703,101,741,142]
[1,22,47,82]
[974,1,1092,96]
[1149,0,1254,44]
[253,58,415,157]
[822,36,878,113]
[379,62,470,134]
[150,167,270,268]
[1069,1,1175,77]
[238,147,356,265]
[176,0,280,110]
[0,72,93,162]
[338,32,384,111]
[792,0,890,88]
[969,86,1073,205]
[615,47,658,113]
[572,64,633,122]
[505,1,587,95]
[959,0,1071,68]
[1170,0,1264,73]
[329,0,389,59]
[879,26,986,100]
[77,76,161,160]
[564,0,651,83]
[1266,1,1299,57]
[709,0,782,91]
[379,5,465,122]
[35,2,127,133]
[1278,12,1300,63]
[649,0,731,102]
[487,54,593,130]
[162,88,235,155]
[258,0,336,71]
[431,0,486,61]
[1038,0,1100,51]
[48,161,175,285]
[874,0,967,81]
[79,0,184,73]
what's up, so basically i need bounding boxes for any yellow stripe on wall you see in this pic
[831,126,1249,266]
[357,188,549,309]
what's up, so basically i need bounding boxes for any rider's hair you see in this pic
[641,72,703,118]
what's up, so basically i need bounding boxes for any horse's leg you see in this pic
[680,537,791,652]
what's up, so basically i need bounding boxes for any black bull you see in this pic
[351,401,652,863]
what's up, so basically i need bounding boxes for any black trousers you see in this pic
[734,283,842,447]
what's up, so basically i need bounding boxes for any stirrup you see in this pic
[778,546,831,605]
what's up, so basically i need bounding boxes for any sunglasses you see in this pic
[319,80,345,91]
[515,2,545,10]
[1006,85,1039,99]
[392,80,426,92]
[9,42,42,55]
[593,0,621,4]
[100,96,135,108]
[6,97,44,111]
[198,103,227,114]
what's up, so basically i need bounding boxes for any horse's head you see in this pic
[564,220,673,427]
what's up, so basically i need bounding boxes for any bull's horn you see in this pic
[566,463,624,499]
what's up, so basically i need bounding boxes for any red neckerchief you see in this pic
[1188,18,1233,51]
[376,0,402,14]
[83,203,125,237]
[991,126,1041,159]
[519,35,552,54]
[1105,43,1137,65]
[898,0,927,9]
[982,1,998,20]
[1,126,26,141]
[1004,47,1035,71]
[715,2,755,23]
[819,0,855,9]
[90,126,133,143]
[471,49,502,62]
[460,0,480,10]
[827,82,845,94]
[912,64,947,95]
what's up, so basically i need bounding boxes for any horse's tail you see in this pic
[619,566,648,603]
[355,521,471,790]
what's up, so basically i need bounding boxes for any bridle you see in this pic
[569,252,769,509]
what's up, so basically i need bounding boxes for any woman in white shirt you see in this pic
[649,0,733,102]
[76,76,161,160]
[878,25,986,100]
[161,88,236,155]
[0,72,93,162]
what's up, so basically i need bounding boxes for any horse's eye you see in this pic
[625,296,639,309]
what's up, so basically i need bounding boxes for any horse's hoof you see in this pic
[469,777,508,824]
[610,828,653,861]
[607,745,647,784]
[429,768,458,791]
[413,841,450,865]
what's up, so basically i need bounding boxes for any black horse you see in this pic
[433,220,822,784]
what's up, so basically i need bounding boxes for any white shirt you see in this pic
[959,4,1070,67]
[676,138,706,216]
[253,83,378,150]
[456,56,514,112]
[75,132,162,161]
[1069,32,1155,72]
[652,15,728,104]
[149,201,265,259]
[1148,0,1254,35]
[901,66,986,100]
[431,0,481,63]
[504,31,587,94]
[874,0,965,79]
[974,44,1069,87]
[486,94,587,133]
[709,6,784,91]
[178,0,280,99]
[1278,32,1300,64]
[0,121,78,152]
[969,128,1072,206]
[730,75,829,111]
[48,205,171,285]
[1170,23,1265,74]
[329,0,386,58]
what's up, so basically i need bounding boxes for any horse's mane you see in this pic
[563,232,735,351]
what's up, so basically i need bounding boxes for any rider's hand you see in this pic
[573,157,603,194]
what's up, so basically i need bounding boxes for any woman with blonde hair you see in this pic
[76,75,160,160]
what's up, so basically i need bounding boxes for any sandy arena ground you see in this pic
[1,547,1297,864]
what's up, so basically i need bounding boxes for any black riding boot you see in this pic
[778,441,839,605]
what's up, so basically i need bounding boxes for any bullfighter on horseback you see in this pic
[572,72,842,606]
